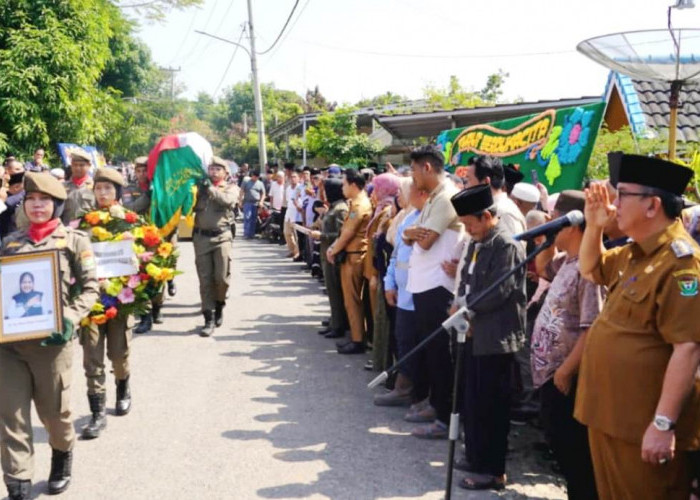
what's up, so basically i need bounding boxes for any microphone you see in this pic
[514,210,584,241]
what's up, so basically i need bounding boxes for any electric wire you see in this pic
[212,26,247,97]
[256,0,300,55]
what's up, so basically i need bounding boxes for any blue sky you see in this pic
[136,0,700,104]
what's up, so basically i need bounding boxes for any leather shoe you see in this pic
[335,339,351,348]
[337,342,365,354]
[317,328,331,335]
[321,320,330,327]
[324,329,344,339]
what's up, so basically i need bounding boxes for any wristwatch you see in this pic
[653,415,676,432]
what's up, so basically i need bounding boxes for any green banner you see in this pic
[437,102,605,192]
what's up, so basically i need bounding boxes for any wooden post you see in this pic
[669,80,683,160]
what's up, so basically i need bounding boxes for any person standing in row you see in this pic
[578,155,700,499]
[327,169,372,354]
[62,150,95,224]
[283,169,303,260]
[0,173,99,499]
[193,156,237,337]
[241,170,266,239]
[122,156,150,216]
[80,168,133,440]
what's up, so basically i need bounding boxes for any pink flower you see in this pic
[138,251,154,262]
[117,287,135,304]
[121,231,134,240]
[127,275,141,288]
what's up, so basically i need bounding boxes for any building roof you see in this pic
[607,71,700,142]
[372,97,603,140]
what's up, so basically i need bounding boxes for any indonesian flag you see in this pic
[147,132,213,236]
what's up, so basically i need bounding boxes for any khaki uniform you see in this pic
[81,311,133,395]
[336,192,372,342]
[320,200,349,332]
[193,182,237,311]
[0,225,99,481]
[122,182,150,216]
[62,181,95,224]
[576,220,700,499]
[363,205,393,320]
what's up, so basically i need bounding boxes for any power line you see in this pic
[168,7,200,65]
[260,0,310,64]
[212,26,246,97]
[178,0,220,66]
[256,0,300,55]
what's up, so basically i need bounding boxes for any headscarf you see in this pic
[324,178,344,204]
[387,177,414,246]
[367,173,400,237]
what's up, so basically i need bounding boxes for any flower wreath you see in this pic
[79,204,179,325]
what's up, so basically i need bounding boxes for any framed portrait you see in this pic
[0,250,63,343]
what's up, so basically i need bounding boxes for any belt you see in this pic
[194,228,224,237]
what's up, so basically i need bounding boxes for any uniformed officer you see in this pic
[311,178,349,338]
[326,169,372,354]
[0,173,99,499]
[122,156,150,216]
[578,154,700,499]
[80,168,133,440]
[62,149,95,224]
[193,156,237,337]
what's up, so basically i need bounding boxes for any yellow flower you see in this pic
[133,243,146,255]
[159,267,175,281]
[98,211,112,223]
[133,227,144,239]
[145,263,160,279]
[92,226,113,241]
[80,317,91,327]
[105,279,123,297]
[91,302,105,313]
[157,242,173,258]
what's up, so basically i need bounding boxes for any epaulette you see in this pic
[671,239,694,258]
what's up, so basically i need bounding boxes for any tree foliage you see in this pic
[588,126,668,180]
[422,72,509,110]
[114,0,203,22]
[220,81,304,130]
[355,91,407,108]
[304,86,336,113]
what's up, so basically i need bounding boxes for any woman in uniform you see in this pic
[0,172,99,499]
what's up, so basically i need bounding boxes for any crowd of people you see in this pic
[0,143,699,499]
[257,146,700,498]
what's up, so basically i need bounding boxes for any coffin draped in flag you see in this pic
[147,132,213,236]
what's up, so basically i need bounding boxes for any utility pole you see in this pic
[246,0,268,169]
[160,66,181,102]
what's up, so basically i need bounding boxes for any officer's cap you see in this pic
[24,172,67,200]
[70,149,92,163]
[94,167,126,187]
[209,156,228,171]
[134,156,148,167]
[451,184,494,216]
[607,152,623,187]
[615,154,693,196]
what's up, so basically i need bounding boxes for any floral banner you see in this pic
[436,102,605,192]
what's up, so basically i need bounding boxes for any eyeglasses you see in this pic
[616,190,652,199]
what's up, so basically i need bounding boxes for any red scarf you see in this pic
[28,218,60,243]
[72,176,88,187]
[213,179,225,187]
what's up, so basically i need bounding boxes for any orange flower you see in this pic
[84,212,101,226]
[142,227,161,247]
[92,314,108,325]
[125,211,138,223]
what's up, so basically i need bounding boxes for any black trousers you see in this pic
[540,378,598,500]
[462,340,513,477]
[413,287,454,424]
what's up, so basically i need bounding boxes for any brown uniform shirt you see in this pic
[2,224,99,327]
[62,181,95,224]
[338,191,372,254]
[575,220,700,449]
[193,182,238,233]
[364,204,393,279]
[122,182,150,216]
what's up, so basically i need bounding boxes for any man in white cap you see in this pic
[510,182,540,217]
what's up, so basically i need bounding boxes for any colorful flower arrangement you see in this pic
[79,204,179,326]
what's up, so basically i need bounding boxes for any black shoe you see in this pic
[167,280,177,297]
[200,311,215,337]
[317,328,331,335]
[133,314,152,334]
[6,479,31,500]
[115,377,131,416]
[81,394,106,440]
[214,302,224,328]
[324,329,344,339]
[152,304,163,324]
[321,320,330,327]
[335,339,351,348]
[292,255,303,262]
[47,449,72,495]
[337,342,365,354]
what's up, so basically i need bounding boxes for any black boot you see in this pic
[167,280,177,297]
[47,449,72,495]
[200,311,215,337]
[152,304,163,324]
[133,313,152,334]
[5,479,31,500]
[115,377,131,416]
[214,302,224,328]
[81,394,106,440]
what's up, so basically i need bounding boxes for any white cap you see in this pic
[511,182,539,203]
[50,168,65,180]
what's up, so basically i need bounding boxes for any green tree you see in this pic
[305,107,383,165]
[355,91,407,108]
[479,69,509,103]
[304,86,336,113]
[219,81,304,131]
[114,0,203,21]
[422,72,510,110]
[588,126,667,180]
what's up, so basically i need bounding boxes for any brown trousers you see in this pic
[0,341,75,482]
[340,255,365,343]
[81,315,132,395]
[589,427,692,500]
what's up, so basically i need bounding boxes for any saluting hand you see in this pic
[584,182,616,229]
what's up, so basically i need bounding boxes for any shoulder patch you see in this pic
[671,239,694,258]
[4,241,21,249]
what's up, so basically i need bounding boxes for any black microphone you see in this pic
[514,210,584,241]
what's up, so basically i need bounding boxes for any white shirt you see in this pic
[407,227,465,294]
[494,191,526,236]
[269,182,284,211]
[284,184,302,222]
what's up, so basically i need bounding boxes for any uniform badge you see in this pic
[5,241,21,248]
[678,275,699,297]
[55,239,67,249]
[671,239,694,258]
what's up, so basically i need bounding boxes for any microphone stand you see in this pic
[367,235,555,500]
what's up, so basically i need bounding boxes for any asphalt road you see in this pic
[25,233,566,500]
